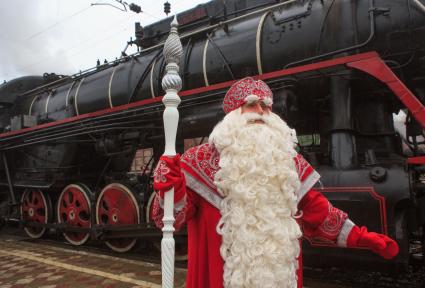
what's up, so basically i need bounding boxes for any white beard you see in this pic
[210,109,302,288]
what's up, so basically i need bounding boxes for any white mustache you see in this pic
[241,112,269,124]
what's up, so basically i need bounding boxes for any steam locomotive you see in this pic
[1,0,425,270]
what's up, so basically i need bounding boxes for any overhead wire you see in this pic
[24,6,92,41]
[1,0,205,81]
[1,10,137,77]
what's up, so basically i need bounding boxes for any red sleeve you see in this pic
[298,189,349,246]
[293,154,321,202]
[151,187,199,231]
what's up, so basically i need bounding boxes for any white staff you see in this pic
[161,16,183,288]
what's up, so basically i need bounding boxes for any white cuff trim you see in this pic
[159,195,164,208]
[336,219,355,247]
[296,170,321,204]
[174,194,186,212]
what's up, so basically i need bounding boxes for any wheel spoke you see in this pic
[66,189,74,205]
[22,203,30,212]
[75,206,89,217]
[116,191,126,210]
[32,192,42,206]
[34,211,46,222]
[98,203,109,218]
[27,191,34,204]
[102,192,118,209]
[76,216,90,227]
[116,203,136,224]
[76,195,89,211]
[33,199,45,210]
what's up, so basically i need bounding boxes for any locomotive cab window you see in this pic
[131,148,154,174]
[297,134,320,147]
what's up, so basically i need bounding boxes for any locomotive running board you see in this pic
[1,51,424,141]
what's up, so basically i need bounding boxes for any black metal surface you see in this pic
[2,153,16,205]
[329,75,357,169]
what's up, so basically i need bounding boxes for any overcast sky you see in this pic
[0,0,209,82]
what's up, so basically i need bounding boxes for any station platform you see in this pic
[0,228,352,288]
[0,235,187,288]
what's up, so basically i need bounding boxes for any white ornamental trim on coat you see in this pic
[183,171,222,209]
[336,219,355,247]
[153,160,170,183]
[320,202,347,237]
[180,144,222,196]
[296,170,321,204]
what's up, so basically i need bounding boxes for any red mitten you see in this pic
[153,155,186,203]
[347,226,399,259]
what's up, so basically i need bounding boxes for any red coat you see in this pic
[153,187,350,288]
[152,144,353,288]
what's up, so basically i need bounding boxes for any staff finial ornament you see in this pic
[161,15,182,288]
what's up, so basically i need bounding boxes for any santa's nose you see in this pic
[254,104,264,115]
[242,101,270,115]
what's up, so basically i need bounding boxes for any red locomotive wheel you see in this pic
[57,184,91,246]
[146,192,157,226]
[146,192,188,261]
[96,183,140,253]
[20,189,51,239]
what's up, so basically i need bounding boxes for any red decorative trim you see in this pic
[0,96,164,138]
[347,57,425,129]
[257,52,379,82]
[316,187,388,236]
[407,156,425,165]
[177,52,380,98]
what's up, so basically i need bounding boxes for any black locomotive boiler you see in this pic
[1,0,425,270]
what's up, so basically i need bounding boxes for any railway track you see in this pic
[303,262,425,288]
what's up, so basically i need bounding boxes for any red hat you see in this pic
[223,77,273,114]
